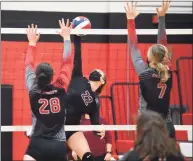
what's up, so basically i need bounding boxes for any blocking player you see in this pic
[24,19,72,161]
[125,0,175,139]
[65,35,106,161]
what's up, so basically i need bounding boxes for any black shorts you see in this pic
[65,113,81,140]
[26,137,67,161]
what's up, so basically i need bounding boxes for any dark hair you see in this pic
[35,63,53,89]
[134,111,179,160]
[89,69,106,95]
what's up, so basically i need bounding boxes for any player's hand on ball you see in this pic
[156,0,171,17]
[72,151,78,160]
[26,24,40,46]
[57,18,72,40]
[104,153,112,161]
[124,2,140,20]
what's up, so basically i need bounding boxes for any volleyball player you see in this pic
[125,0,176,139]
[65,35,106,161]
[24,19,72,161]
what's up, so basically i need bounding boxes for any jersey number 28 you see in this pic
[157,83,167,99]
[38,98,61,114]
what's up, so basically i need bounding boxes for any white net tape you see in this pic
[1,28,192,35]
[1,125,192,132]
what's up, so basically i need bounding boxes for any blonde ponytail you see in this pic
[156,63,169,83]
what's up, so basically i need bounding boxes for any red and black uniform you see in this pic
[25,40,72,161]
[127,17,175,139]
[65,36,100,140]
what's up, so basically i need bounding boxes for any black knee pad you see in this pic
[82,152,94,161]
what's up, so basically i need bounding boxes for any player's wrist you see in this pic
[63,36,70,41]
[29,42,36,46]
[106,151,112,154]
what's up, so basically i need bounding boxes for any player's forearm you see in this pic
[127,19,147,75]
[25,44,36,92]
[72,35,83,77]
[25,43,36,67]
[106,143,112,153]
[157,16,167,45]
[63,39,72,59]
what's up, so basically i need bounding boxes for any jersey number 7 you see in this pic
[38,98,61,114]
[157,83,167,99]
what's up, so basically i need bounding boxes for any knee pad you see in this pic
[82,152,94,161]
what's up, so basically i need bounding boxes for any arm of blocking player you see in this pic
[71,35,83,78]
[157,16,167,45]
[53,40,73,90]
[25,45,36,93]
[156,0,173,62]
[127,19,148,75]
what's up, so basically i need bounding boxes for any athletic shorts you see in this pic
[65,113,81,140]
[166,121,176,139]
[25,137,67,161]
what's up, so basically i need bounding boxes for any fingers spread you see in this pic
[69,22,73,29]
[62,18,65,26]
[133,1,137,11]
[66,19,69,27]
[59,20,62,28]
[34,25,37,34]
[128,2,132,13]
[156,7,159,14]
[124,6,128,13]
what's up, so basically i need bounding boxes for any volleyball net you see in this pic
[1,27,193,160]
[1,125,192,132]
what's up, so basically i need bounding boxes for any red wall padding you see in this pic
[1,41,192,160]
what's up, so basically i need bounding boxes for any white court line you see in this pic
[1,125,192,132]
[1,28,192,35]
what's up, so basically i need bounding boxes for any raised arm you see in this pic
[71,35,83,78]
[156,0,172,64]
[156,0,171,45]
[25,24,40,92]
[157,16,167,45]
[125,2,148,76]
[53,19,73,90]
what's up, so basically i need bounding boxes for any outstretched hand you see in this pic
[124,2,140,20]
[57,18,72,40]
[26,24,40,46]
[156,0,171,16]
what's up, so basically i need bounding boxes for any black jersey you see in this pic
[25,41,72,141]
[139,69,172,118]
[29,85,66,140]
[66,36,100,126]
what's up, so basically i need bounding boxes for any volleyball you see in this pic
[72,16,91,29]
[72,16,91,36]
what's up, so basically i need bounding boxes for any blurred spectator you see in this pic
[121,110,186,161]
[72,114,112,161]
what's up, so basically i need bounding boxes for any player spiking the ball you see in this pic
[65,16,106,161]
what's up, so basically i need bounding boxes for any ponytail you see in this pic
[37,73,50,89]
[155,63,169,83]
